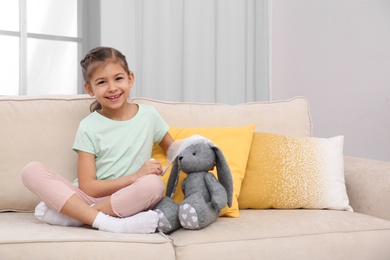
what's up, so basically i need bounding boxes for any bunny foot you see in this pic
[155,209,172,233]
[179,203,199,229]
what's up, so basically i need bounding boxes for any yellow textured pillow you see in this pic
[238,132,352,211]
[152,125,255,218]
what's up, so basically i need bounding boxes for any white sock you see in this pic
[34,201,84,227]
[92,211,159,234]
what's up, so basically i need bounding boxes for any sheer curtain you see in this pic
[100,0,269,104]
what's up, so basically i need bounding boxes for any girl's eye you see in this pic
[97,81,105,85]
[116,77,124,81]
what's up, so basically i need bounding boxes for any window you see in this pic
[0,0,100,96]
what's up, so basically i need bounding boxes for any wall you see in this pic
[270,0,390,161]
[99,0,389,161]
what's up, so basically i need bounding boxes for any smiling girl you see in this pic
[21,47,174,234]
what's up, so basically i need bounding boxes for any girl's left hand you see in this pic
[139,158,163,176]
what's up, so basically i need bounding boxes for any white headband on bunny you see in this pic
[162,135,216,176]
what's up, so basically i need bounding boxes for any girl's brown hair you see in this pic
[80,47,130,112]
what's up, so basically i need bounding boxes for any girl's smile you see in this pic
[106,93,123,102]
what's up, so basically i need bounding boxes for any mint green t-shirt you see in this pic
[72,104,169,186]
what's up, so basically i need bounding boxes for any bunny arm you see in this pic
[204,173,228,210]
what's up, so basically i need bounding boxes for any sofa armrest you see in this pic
[344,156,390,221]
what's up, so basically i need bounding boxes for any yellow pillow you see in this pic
[238,132,352,211]
[152,125,255,218]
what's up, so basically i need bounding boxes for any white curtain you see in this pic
[101,0,269,104]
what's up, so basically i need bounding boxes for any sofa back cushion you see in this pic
[0,96,311,212]
[132,97,312,137]
[0,96,93,212]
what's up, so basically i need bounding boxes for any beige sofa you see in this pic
[1,95,389,260]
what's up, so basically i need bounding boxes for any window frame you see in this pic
[0,0,100,95]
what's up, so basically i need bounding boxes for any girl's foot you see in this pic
[34,201,84,227]
[92,210,159,234]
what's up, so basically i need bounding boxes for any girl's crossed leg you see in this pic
[21,162,164,233]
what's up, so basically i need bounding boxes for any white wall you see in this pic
[270,0,390,161]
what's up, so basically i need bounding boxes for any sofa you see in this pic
[0,95,389,260]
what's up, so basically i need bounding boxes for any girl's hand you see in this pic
[137,158,163,177]
[78,153,163,198]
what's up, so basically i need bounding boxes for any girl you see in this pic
[21,47,174,234]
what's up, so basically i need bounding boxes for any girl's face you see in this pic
[84,61,134,113]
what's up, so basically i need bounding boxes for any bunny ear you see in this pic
[212,145,234,208]
[166,156,180,198]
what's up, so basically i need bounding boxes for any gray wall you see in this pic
[270,0,390,161]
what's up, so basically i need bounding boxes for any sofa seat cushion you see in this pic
[0,213,175,259]
[169,210,390,259]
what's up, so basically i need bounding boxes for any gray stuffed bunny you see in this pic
[154,135,233,233]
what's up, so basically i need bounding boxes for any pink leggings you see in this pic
[21,162,165,217]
